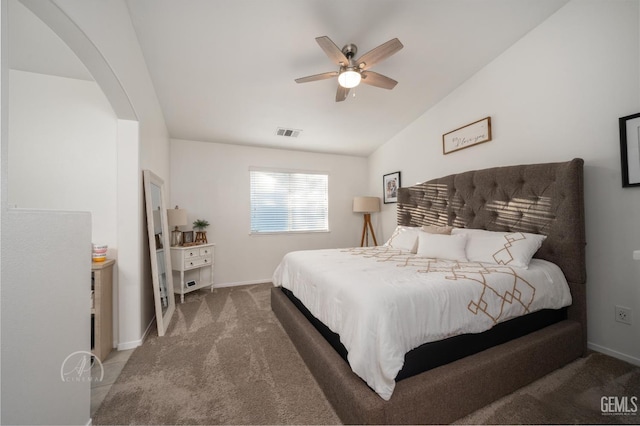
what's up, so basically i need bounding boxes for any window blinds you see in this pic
[250,169,329,234]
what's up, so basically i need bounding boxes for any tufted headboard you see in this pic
[397,159,587,349]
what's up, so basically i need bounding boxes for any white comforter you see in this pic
[272,246,572,401]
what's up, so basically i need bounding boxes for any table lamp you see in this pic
[353,196,380,247]
[167,205,187,246]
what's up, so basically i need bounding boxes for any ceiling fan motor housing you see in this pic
[341,43,358,61]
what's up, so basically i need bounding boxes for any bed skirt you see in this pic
[271,286,583,424]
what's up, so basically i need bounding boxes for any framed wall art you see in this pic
[619,113,640,187]
[443,116,492,155]
[383,171,401,204]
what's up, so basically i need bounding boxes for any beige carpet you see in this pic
[93,283,340,425]
[94,283,640,425]
[456,350,640,425]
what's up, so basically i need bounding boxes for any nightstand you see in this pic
[170,243,215,303]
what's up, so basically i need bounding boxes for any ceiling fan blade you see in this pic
[295,71,339,84]
[355,38,403,71]
[360,71,398,90]
[316,36,349,66]
[336,85,350,102]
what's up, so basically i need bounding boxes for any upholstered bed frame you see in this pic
[271,158,586,424]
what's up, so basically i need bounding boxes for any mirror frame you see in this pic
[142,169,175,337]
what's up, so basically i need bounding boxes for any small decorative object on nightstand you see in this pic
[193,219,209,244]
[170,243,215,303]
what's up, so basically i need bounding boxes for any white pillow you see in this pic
[451,228,546,269]
[417,232,468,261]
[384,226,420,253]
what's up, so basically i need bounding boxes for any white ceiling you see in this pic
[10,0,569,157]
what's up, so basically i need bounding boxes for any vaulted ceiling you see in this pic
[10,0,569,156]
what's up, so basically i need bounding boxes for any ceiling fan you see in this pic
[295,36,403,102]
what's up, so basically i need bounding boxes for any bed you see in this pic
[271,158,586,424]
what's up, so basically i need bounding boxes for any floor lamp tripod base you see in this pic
[360,213,378,247]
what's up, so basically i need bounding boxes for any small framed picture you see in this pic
[619,113,640,187]
[182,231,194,244]
[383,171,401,204]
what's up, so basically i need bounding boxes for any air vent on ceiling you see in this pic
[276,127,302,138]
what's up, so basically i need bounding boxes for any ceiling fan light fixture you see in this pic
[338,69,361,88]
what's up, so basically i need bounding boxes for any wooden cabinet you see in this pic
[170,243,215,303]
[91,259,114,362]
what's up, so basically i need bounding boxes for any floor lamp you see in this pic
[353,196,380,247]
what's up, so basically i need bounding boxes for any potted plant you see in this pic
[193,219,210,244]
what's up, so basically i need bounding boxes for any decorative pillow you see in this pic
[417,232,468,261]
[421,224,453,235]
[451,228,546,269]
[384,226,420,253]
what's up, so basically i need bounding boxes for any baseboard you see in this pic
[588,342,640,366]
[117,339,142,351]
[213,279,272,288]
[140,316,155,342]
[116,318,154,351]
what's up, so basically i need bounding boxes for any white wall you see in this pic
[1,209,92,425]
[170,139,369,285]
[55,0,170,177]
[8,69,118,250]
[369,0,640,365]
[50,0,172,347]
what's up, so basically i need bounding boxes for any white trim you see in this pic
[249,229,331,236]
[249,165,330,175]
[117,339,142,351]
[117,317,153,351]
[213,279,272,288]
[140,315,155,342]
[588,342,640,367]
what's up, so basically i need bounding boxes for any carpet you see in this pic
[94,283,639,425]
[456,350,640,425]
[93,283,340,425]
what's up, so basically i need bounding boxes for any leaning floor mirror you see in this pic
[143,170,176,337]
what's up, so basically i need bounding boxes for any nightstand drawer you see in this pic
[199,247,213,256]
[183,249,200,259]
[184,257,203,269]
[183,255,213,270]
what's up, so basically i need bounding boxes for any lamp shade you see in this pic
[353,196,380,213]
[167,207,187,228]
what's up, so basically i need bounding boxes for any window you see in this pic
[250,169,329,234]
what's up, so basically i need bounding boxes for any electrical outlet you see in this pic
[615,306,632,325]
